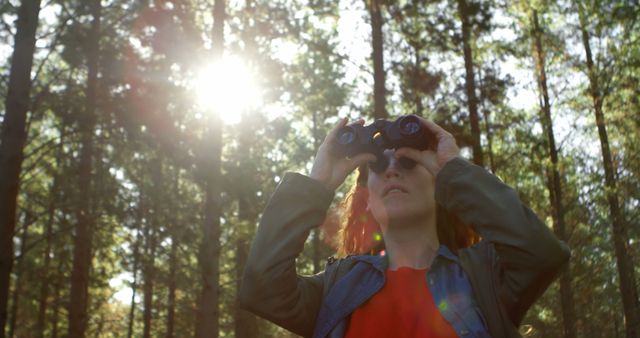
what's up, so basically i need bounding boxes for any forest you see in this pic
[0,0,638,337]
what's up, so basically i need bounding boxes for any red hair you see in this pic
[336,165,480,257]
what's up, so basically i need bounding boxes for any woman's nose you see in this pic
[384,157,401,178]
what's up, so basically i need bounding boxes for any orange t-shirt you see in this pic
[344,267,458,338]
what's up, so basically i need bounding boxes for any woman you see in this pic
[239,116,570,337]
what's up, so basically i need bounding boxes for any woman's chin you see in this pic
[382,198,412,214]
[383,204,434,227]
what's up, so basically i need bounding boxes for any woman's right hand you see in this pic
[309,118,377,191]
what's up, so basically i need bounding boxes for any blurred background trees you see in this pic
[0,0,638,337]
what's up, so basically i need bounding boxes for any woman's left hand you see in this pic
[394,117,460,177]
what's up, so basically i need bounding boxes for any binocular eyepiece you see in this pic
[334,115,431,161]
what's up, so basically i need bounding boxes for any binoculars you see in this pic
[334,115,431,162]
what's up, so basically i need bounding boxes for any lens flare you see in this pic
[193,56,261,124]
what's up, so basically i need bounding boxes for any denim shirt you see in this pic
[313,245,491,338]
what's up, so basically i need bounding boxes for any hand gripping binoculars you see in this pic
[333,115,432,172]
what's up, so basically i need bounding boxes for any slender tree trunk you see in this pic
[67,1,101,336]
[50,248,66,338]
[143,158,163,338]
[0,1,42,335]
[481,110,495,173]
[166,236,177,338]
[234,224,257,338]
[166,168,178,338]
[577,4,639,337]
[233,4,261,335]
[531,10,576,338]
[126,239,140,338]
[456,0,484,166]
[127,193,144,338]
[413,51,424,116]
[36,122,66,338]
[477,69,496,173]
[234,123,258,337]
[367,0,386,118]
[142,227,156,338]
[311,109,322,274]
[196,2,224,337]
[7,213,32,338]
[35,179,58,337]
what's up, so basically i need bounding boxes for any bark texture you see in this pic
[0,1,42,335]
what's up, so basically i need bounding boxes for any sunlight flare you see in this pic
[193,56,261,124]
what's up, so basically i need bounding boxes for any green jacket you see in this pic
[240,157,570,337]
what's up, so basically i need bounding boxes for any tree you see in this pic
[386,1,443,117]
[366,0,387,118]
[530,8,576,338]
[455,0,484,166]
[0,1,42,335]
[67,0,101,336]
[35,117,67,338]
[196,0,225,337]
[577,2,639,336]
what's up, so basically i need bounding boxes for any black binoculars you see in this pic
[334,115,431,164]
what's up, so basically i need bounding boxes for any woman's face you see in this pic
[366,149,436,229]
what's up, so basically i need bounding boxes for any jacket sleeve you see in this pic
[434,157,570,324]
[239,172,335,338]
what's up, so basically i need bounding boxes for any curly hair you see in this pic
[336,165,480,257]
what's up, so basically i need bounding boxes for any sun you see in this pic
[193,56,261,124]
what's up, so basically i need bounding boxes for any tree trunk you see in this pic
[67,1,101,336]
[127,192,144,338]
[577,3,639,337]
[477,69,496,173]
[196,2,225,337]
[234,128,258,338]
[126,237,141,338]
[367,0,386,119]
[311,109,322,274]
[143,158,163,338]
[481,109,495,173]
[166,235,177,338]
[234,227,257,338]
[50,249,66,338]
[166,168,179,338]
[36,122,66,338]
[414,51,424,116]
[531,10,576,338]
[0,1,42,335]
[142,227,156,338]
[456,0,484,166]
[7,213,32,338]
[232,3,261,335]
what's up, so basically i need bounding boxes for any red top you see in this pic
[344,267,458,338]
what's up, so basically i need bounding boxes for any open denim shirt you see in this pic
[313,245,491,338]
